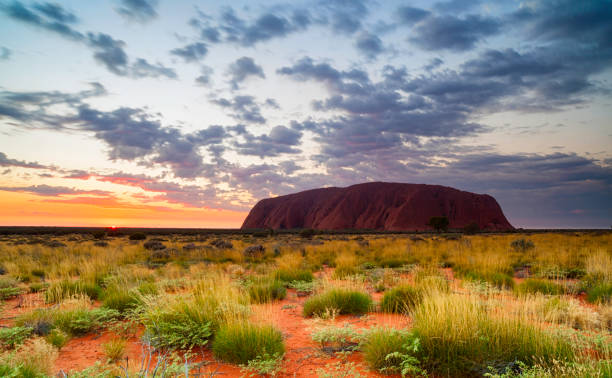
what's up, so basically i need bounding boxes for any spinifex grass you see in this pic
[212,321,285,365]
[303,288,372,317]
[411,293,575,375]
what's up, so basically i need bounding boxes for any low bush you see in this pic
[463,270,515,289]
[380,284,422,314]
[142,304,212,350]
[511,238,535,252]
[274,268,314,283]
[515,279,565,296]
[212,321,285,365]
[0,326,33,349]
[53,307,119,336]
[102,283,148,314]
[129,232,147,240]
[311,324,361,353]
[303,288,372,317]
[248,278,286,304]
[45,329,68,349]
[586,281,612,304]
[0,338,58,377]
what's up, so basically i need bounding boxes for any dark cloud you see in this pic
[319,0,368,35]
[33,2,78,23]
[3,1,84,40]
[0,184,108,197]
[130,58,177,79]
[86,33,176,79]
[234,125,302,158]
[212,95,266,124]
[433,0,482,14]
[116,0,158,23]
[170,42,208,63]
[195,65,214,86]
[355,32,384,59]
[227,57,265,90]
[86,32,128,75]
[397,6,430,24]
[0,47,10,60]
[409,13,501,51]
[0,152,47,169]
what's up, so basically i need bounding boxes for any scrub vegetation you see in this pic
[0,231,609,377]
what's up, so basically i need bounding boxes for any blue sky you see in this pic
[0,0,610,228]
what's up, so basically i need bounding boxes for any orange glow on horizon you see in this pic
[0,191,248,228]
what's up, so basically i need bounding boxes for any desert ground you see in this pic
[0,230,609,377]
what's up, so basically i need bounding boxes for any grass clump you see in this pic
[362,328,413,372]
[53,306,119,336]
[0,326,33,349]
[380,284,422,314]
[212,321,284,365]
[311,324,361,353]
[411,293,575,375]
[140,297,213,350]
[303,288,372,317]
[45,329,68,349]
[0,338,58,377]
[586,281,611,304]
[248,278,286,304]
[463,270,515,290]
[102,337,127,362]
[45,279,102,303]
[515,279,565,296]
[274,268,313,283]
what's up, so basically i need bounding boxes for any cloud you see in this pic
[234,126,302,158]
[227,56,265,90]
[195,65,214,86]
[409,13,501,51]
[130,58,177,79]
[0,152,47,169]
[0,184,108,197]
[355,32,384,59]
[319,0,368,35]
[397,6,430,24]
[116,0,158,23]
[3,1,84,40]
[4,2,174,79]
[86,32,128,75]
[170,42,208,63]
[211,95,266,124]
[0,47,10,60]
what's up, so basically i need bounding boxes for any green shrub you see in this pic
[464,271,515,289]
[102,285,141,314]
[248,279,286,303]
[0,287,24,301]
[332,265,359,279]
[362,328,412,372]
[380,284,422,314]
[240,353,283,377]
[144,310,212,350]
[0,327,33,349]
[515,279,564,296]
[28,283,48,293]
[15,309,54,336]
[511,238,535,252]
[129,232,147,240]
[53,307,119,336]
[303,288,372,317]
[212,321,284,365]
[586,281,612,304]
[311,324,361,353]
[45,329,69,349]
[274,268,313,283]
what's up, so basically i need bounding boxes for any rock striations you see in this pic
[241,182,513,231]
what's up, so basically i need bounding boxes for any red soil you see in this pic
[51,288,408,377]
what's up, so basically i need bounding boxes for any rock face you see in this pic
[241,182,513,231]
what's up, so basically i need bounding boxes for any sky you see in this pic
[0,0,610,229]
